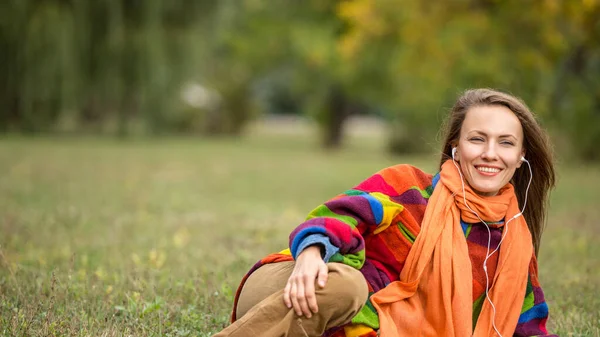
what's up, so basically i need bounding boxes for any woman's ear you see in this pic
[450,142,459,161]
[517,150,526,168]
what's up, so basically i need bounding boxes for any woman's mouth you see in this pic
[476,165,502,176]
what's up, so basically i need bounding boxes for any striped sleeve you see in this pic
[289,168,407,270]
[514,254,559,337]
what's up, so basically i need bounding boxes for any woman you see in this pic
[213,89,557,337]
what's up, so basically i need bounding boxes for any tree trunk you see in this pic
[322,86,350,149]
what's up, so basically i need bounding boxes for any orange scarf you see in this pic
[370,160,533,337]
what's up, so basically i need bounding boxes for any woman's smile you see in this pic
[475,165,502,175]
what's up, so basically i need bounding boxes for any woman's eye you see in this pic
[500,141,514,146]
[469,137,484,142]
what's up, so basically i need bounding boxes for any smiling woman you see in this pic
[212,89,558,337]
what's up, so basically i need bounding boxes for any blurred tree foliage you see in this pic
[0,0,599,160]
[334,0,600,159]
[1,0,225,135]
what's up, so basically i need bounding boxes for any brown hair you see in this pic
[439,88,556,256]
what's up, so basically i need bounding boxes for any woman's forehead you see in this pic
[461,105,523,137]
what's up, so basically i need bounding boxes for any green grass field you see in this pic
[1,135,599,336]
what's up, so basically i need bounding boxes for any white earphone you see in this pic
[450,147,532,337]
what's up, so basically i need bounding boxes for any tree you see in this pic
[335,0,600,159]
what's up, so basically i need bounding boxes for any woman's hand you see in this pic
[283,245,329,318]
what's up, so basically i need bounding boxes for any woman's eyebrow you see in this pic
[467,130,518,139]
[466,130,487,136]
[498,134,518,140]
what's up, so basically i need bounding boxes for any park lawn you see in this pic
[0,136,598,336]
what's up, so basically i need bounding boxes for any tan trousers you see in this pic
[213,261,368,337]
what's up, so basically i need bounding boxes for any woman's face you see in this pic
[455,105,525,196]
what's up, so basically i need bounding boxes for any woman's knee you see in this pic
[318,263,368,313]
[236,261,295,318]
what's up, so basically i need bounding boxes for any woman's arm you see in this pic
[289,164,432,270]
[289,183,406,270]
[284,166,416,317]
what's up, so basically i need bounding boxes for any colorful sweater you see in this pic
[233,164,556,337]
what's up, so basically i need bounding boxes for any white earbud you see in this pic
[452,147,457,161]
[521,156,526,162]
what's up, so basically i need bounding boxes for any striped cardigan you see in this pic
[233,164,556,337]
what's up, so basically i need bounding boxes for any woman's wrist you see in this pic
[298,245,322,259]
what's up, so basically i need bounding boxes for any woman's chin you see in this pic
[470,183,500,197]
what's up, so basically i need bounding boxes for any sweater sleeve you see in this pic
[289,166,413,270]
[293,233,339,262]
[514,254,559,337]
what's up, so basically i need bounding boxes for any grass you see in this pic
[0,134,598,336]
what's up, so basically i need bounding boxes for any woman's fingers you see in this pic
[317,263,329,288]
[285,273,319,317]
[295,281,312,318]
[289,282,303,316]
[304,274,318,314]
[283,281,292,308]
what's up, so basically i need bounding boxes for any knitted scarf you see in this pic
[371,160,533,336]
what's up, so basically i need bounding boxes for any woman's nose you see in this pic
[481,144,498,160]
